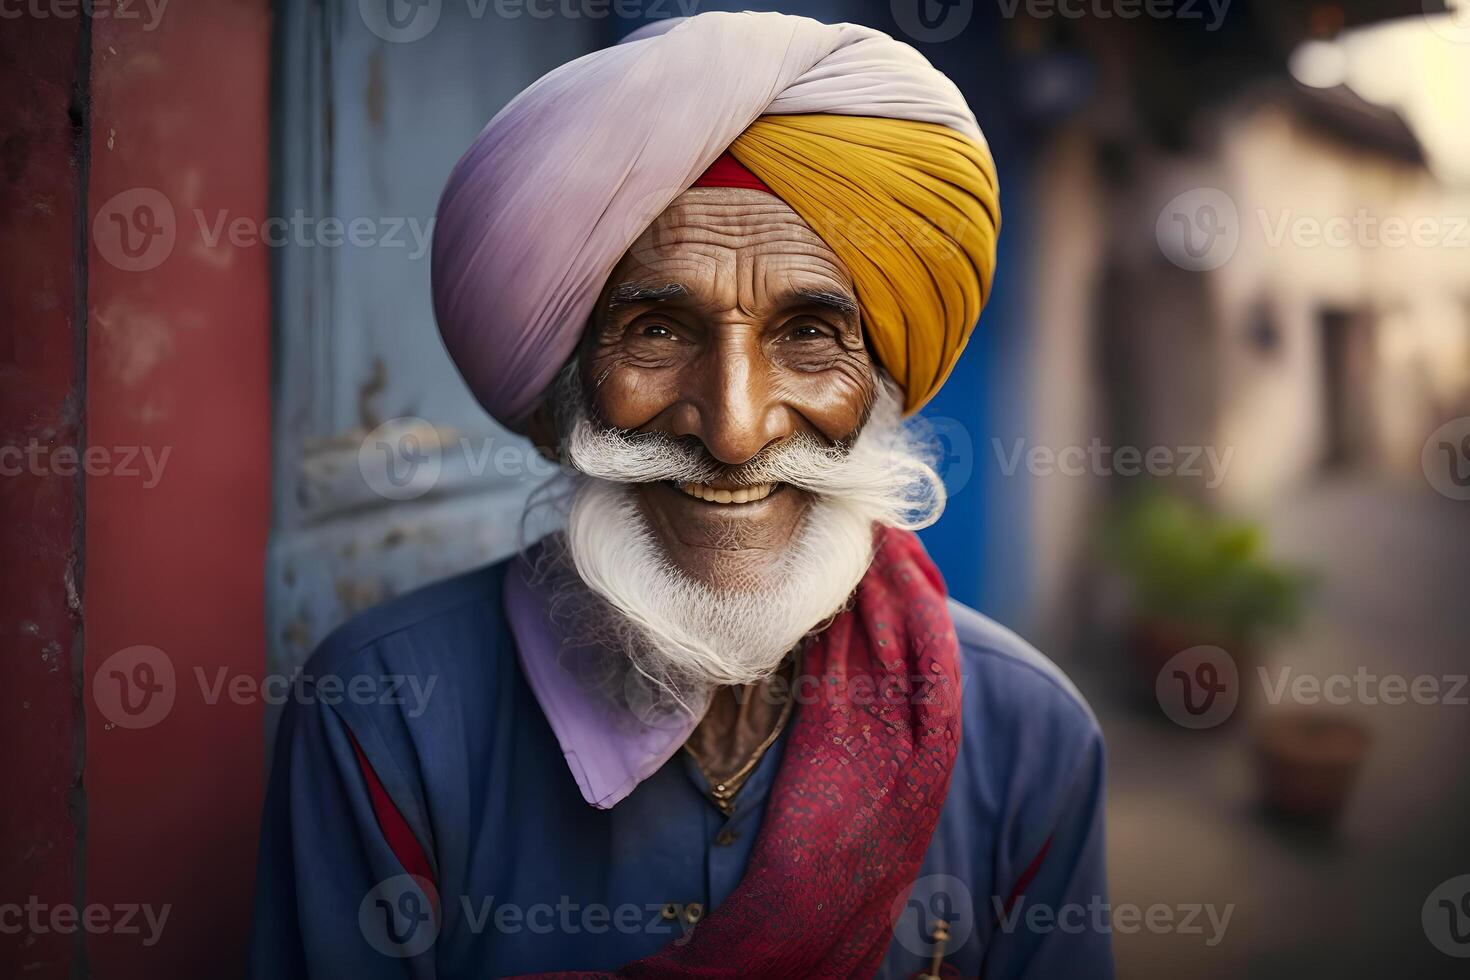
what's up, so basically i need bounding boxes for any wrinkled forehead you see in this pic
[612,186,856,296]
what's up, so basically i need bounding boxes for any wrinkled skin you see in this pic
[535,186,878,777]
[583,186,876,591]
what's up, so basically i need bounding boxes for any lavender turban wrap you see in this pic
[431,11,992,428]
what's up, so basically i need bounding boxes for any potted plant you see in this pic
[1254,708,1371,829]
[1101,492,1312,716]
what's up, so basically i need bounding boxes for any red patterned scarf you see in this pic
[526,525,962,978]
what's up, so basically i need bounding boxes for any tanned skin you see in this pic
[534,186,877,778]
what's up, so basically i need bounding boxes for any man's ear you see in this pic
[525,400,560,462]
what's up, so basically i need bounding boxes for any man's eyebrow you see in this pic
[605,282,689,308]
[790,288,860,318]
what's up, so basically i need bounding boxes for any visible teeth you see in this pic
[676,482,775,504]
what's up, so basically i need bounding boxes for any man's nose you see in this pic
[674,340,796,465]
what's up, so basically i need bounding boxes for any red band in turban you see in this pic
[691,151,776,196]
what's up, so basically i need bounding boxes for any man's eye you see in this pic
[789,323,828,340]
[640,323,674,339]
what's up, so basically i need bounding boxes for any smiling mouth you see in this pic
[674,481,779,505]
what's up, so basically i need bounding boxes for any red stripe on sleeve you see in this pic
[1003,835,1053,916]
[348,731,436,887]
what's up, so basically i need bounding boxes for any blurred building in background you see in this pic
[1027,3,1470,647]
[1014,5,1470,979]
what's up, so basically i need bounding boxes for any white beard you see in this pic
[537,372,945,715]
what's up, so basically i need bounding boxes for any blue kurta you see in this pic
[247,558,1112,979]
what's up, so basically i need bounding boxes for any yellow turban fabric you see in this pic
[730,114,998,414]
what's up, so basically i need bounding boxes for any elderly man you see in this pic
[248,12,1110,980]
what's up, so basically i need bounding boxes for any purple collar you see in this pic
[503,552,701,809]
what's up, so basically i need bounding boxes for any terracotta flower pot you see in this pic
[1255,709,1370,828]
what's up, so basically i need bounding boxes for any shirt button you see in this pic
[714,829,737,847]
[684,902,704,924]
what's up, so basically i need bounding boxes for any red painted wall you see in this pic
[0,16,86,980]
[82,2,272,977]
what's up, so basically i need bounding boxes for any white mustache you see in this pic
[561,405,947,531]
